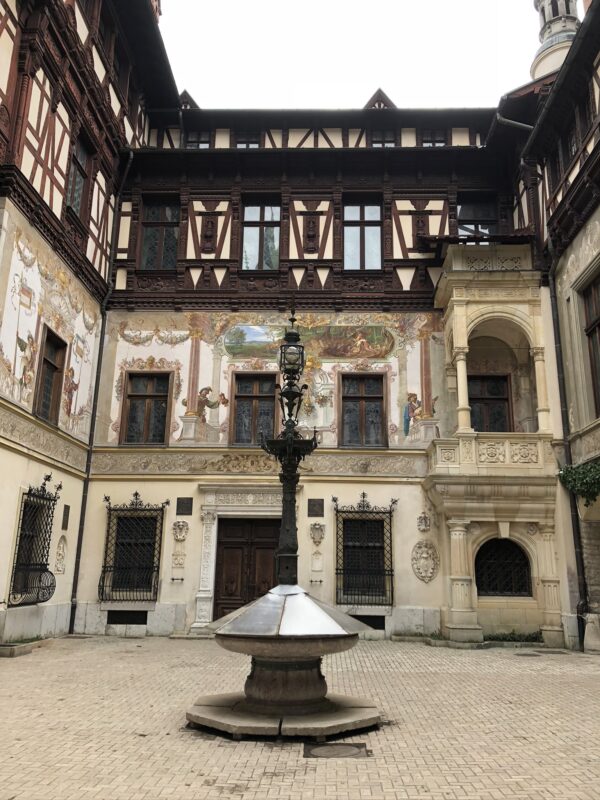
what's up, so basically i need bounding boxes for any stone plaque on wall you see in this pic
[176,497,194,516]
[308,499,324,517]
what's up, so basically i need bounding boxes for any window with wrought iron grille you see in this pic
[334,493,396,606]
[139,198,180,270]
[475,538,532,597]
[98,493,169,602]
[9,475,61,607]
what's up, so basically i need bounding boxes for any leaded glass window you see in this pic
[122,373,171,444]
[468,375,511,433]
[140,199,180,270]
[341,375,385,446]
[241,205,280,270]
[343,204,382,270]
[233,374,276,445]
[66,139,91,217]
[475,539,532,596]
[35,328,67,425]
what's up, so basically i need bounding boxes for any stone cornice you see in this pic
[0,400,88,476]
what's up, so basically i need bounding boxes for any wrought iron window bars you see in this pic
[333,492,396,607]
[98,492,169,602]
[9,474,62,607]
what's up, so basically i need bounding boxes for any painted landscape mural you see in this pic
[100,310,445,448]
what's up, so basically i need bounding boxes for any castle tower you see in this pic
[531,0,580,79]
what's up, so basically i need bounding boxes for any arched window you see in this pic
[475,539,532,596]
[551,0,559,17]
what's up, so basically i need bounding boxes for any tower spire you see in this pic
[531,1,580,80]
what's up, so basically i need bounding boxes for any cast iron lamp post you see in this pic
[261,311,317,586]
[186,310,380,739]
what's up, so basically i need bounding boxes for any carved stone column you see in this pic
[531,347,552,433]
[190,510,218,631]
[445,520,482,642]
[454,347,472,432]
[538,523,564,646]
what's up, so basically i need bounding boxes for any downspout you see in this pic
[495,113,534,132]
[69,149,134,634]
[547,238,589,650]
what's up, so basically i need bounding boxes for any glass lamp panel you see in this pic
[242,227,260,270]
[148,399,167,443]
[364,227,382,269]
[343,227,360,270]
[342,400,360,445]
[125,399,146,442]
[234,399,253,443]
[364,401,383,445]
[262,226,280,270]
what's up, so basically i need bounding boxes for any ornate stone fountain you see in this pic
[186,313,380,739]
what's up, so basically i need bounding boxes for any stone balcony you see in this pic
[424,432,558,521]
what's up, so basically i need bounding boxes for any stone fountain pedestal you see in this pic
[186,584,380,739]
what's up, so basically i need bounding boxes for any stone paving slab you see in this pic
[0,638,599,800]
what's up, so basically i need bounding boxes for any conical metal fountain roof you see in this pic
[207,584,371,638]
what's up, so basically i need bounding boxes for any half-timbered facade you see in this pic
[1,0,599,650]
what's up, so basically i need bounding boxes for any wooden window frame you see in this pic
[230,372,278,447]
[185,130,212,149]
[583,274,600,418]
[342,202,383,270]
[370,129,396,148]
[338,372,387,448]
[420,128,448,147]
[467,374,514,433]
[120,372,173,446]
[234,131,262,149]
[34,327,67,426]
[138,197,181,271]
[456,193,500,238]
[66,138,92,220]
[241,203,281,271]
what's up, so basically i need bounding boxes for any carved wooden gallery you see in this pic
[1,0,600,651]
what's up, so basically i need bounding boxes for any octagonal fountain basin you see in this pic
[186,584,381,735]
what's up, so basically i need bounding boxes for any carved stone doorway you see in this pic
[213,518,280,619]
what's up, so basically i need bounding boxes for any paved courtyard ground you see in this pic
[1,637,599,800]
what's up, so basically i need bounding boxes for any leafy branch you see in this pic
[559,461,600,507]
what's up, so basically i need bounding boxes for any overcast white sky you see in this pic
[159,0,584,110]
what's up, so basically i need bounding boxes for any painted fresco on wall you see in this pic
[0,224,100,442]
[105,310,444,448]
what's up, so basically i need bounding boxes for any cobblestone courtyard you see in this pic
[1,638,599,800]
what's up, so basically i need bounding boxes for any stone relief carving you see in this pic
[441,448,456,463]
[478,442,506,463]
[0,403,87,472]
[92,449,428,477]
[172,520,189,571]
[411,540,440,583]
[309,522,325,547]
[417,511,431,533]
[55,536,67,575]
[460,438,474,463]
[510,442,539,464]
[527,523,539,536]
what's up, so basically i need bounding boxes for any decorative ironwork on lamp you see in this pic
[261,310,317,585]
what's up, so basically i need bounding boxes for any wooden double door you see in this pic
[213,518,279,619]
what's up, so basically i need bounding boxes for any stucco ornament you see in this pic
[55,536,67,575]
[309,522,325,547]
[417,511,431,532]
[172,520,189,541]
[411,540,440,583]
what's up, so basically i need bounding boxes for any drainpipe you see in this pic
[68,150,134,634]
[495,113,535,133]
[547,239,589,650]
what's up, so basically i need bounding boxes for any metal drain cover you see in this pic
[535,649,568,655]
[304,743,369,758]
[515,652,540,657]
